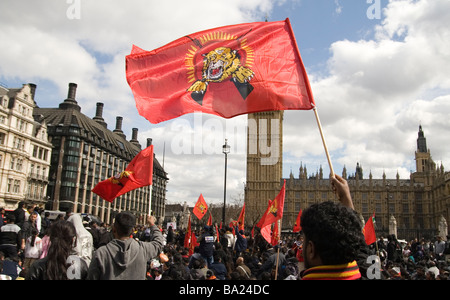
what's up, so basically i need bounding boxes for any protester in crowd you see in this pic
[87,213,163,280]
[235,256,251,280]
[40,212,51,237]
[225,226,235,252]
[85,220,101,249]
[434,236,446,261]
[209,252,228,280]
[189,257,208,280]
[67,214,94,264]
[234,225,247,259]
[299,174,366,280]
[23,227,42,270]
[21,211,38,246]
[164,252,190,280]
[166,225,174,244]
[26,220,89,280]
[12,202,26,229]
[0,215,23,260]
[198,225,215,267]
[0,207,6,228]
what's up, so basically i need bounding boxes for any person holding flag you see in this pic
[233,224,247,260]
[299,175,366,280]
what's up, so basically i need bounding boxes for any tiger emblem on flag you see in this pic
[187,47,254,95]
[109,171,132,186]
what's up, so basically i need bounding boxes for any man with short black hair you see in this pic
[87,212,163,280]
[300,175,366,280]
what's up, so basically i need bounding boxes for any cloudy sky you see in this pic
[1,0,449,207]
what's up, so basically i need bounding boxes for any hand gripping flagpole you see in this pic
[312,105,335,178]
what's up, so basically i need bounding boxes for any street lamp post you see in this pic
[222,139,230,224]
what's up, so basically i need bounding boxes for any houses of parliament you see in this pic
[245,111,449,240]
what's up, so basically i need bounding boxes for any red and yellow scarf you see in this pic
[301,261,361,280]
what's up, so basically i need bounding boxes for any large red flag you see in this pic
[193,194,208,220]
[258,180,286,229]
[92,145,153,202]
[293,209,302,233]
[363,213,377,245]
[126,19,315,124]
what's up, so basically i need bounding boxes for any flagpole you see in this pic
[312,106,335,177]
[148,184,153,216]
[274,219,281,280]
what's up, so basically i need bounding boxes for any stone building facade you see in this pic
[0,83,52,210]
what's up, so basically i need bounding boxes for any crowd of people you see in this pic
[0,175,449,280]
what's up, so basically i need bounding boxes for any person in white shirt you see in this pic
[23,227,42,269]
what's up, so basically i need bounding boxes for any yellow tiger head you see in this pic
[201,47,240,82]
[187,46,254,95]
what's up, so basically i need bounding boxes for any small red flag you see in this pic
[261,224,272,245]
[363,213,377,245]
[184,215,192,249]
[189,231,199,256]
[193,194,208,220]
[126,19,315,124]
[293,209,302,233]
[207,213,212,226]
[92,145,153,202]
[215,224,220,243]
[237,203,245,231]
[271,221,280,246]
[258,180,286,229]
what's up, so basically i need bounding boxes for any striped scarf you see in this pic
[301,261,361,280]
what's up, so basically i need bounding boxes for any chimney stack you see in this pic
[93,102,107,128]
[59,82,81,111]
[130,128,141,148]
[113,116,126,139]
[28,83,37,100]
[67,83,77,100]
[147,138,153,147]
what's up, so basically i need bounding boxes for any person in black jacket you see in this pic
[0,215,23,260]
[198,226,215,267]
[234,226,248,259]
[13,202,26,229]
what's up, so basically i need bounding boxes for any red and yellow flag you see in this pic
[92,145,153,202]
[193,194,208,220]
[293,209,302,233]
[363,213,377,245]
[126,19,315,124]
[257,180,286,229]
[237,203,245,231]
